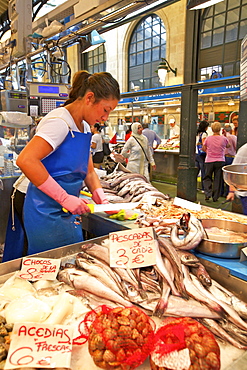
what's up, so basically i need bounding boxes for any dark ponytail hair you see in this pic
[196,120,209,135]
[94,123,102,132]
[64,70,120,106]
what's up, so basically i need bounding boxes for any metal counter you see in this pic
[153,149,179,182]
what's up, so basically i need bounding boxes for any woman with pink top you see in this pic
[202,121,230,202]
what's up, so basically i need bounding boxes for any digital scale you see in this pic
[0,90,28,113]
[27,82,69,117]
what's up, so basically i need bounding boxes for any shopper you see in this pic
[195,120,209,192]
[202,121,229,202]
[120,122,156,182]
[232,115,239,136]
[91,123,104,169]
[226,143,247,215]
[221,125,237,197]
[3,70,120,260]
[142,123,162,154]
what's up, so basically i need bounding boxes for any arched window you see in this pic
[84,44,106,74]
[200,0,247,79]
[128,14,166,90]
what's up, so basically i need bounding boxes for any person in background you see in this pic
[168,118,180,141]
[226,143,247,215]
[91,123,104,169]
[142,123,162,154]
[120,122,156,182]
[125,128,132,141]
[221,125,237,197]
[195,120,209,192]
[202,121,230,202]
[210,70,223,79]
[232,115,238,136]
[3,70,120,261]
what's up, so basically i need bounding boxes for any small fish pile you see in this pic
[94,164,170,204]
[57,237,247,352]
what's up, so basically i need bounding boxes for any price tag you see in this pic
[4,323,73,369]
[109,227,156,268]
[16,257,61,281]
[240,246,247,262]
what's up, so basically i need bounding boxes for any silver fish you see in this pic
[202,318,247,350]
[176,249,200,266]
[75,255,124,297]
[57,267,132,307]
[170,213,205,250]
[181,265,224,314]
[140,295,221,319]
[191,273,247,331]
[190,263,212,287]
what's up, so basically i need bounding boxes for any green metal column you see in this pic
[177,9,201,202]
[177,85,198,201]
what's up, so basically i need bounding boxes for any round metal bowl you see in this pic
[195,219,247,258]
[223,164,247,190]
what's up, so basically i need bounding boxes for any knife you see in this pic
[62,202,140,213]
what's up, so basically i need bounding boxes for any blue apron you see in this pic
[24,129,91,255]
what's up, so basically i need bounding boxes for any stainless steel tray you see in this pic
[223,164,247,190]
[196,219,247,258]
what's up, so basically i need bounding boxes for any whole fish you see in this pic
[176,249,200,266]
[153,280,171,318]
[57,267,132,307]
[154,240,181,297]
[111,173,148,188]
[202,318,247,350]
[158,236,188,299]
[209,279,247,319]
[190,263,212,287]
[181,265,224,314]
[219,319,247,345]
[170,213,205,250]
[191,273,247,331]
[75,255,124,297]
[140,295,221,319]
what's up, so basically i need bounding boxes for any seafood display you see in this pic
[86,306,155,370]
[0,232,246,369]
[94,165,170,204]
[150,317,221,370]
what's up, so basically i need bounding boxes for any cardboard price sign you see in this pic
[5,323,73,369]
[16,257,61,281]
[109,227,156,268]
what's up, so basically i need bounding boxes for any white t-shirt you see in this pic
[91,133,103,155]
[36,107,91,151]
[169,124,180,139]
[14,107,91,193]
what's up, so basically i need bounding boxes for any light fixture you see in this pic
[82,30,106,53]
[157,58,177,86]
[163,108,168,113]
[228,99,235,106]
[176,107,181,112]
[187,0,224,10]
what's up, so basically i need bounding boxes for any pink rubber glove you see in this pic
[38,175,91,214]
[92,188,119,214]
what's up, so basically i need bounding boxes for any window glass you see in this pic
[128,14,166,89]
[200,0,244,79]
[225,23,238,42]
[214,1,227,13]
[214,14,226,28]
[201,31,212,49]
[223,63,234,76]
[228,0,240,9]
[84,44,106,74]
[239,20,247,38]
[227,8,240,23]
[204,18,213,31]
[212,28,224,46]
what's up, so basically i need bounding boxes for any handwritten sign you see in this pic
[109,227,156,268]
[5,323,73,369]
[16,257,61,281]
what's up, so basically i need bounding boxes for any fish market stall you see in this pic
[153,149,179,182]
[0,236,247,370]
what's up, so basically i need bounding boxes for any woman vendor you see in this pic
[3,70,120,260]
